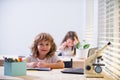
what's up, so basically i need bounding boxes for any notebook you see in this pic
[61,68,84,74]
[27,68,52,71]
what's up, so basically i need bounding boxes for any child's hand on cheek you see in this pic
[74,37,79,45]
[62,41,67,48]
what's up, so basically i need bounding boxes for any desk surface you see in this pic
[0,67,112,80]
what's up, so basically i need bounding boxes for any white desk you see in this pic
[0,67,85,80]
[0,66,112,80]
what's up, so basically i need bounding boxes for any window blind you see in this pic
[98,0,120,80]
[85,0,98,48]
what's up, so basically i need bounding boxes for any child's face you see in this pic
[66,38,74,47]
[37,40,51,56]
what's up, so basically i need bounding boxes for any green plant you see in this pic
[76,41,90,49]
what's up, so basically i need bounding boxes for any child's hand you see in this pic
[62,41,67,48]
[74,37,79,45]
[27,62,37,68]
[59,41,67,50]
[36,61,48,68]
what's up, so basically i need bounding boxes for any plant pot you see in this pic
[75,49,88,59]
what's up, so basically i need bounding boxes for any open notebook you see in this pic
[27,68,52,71]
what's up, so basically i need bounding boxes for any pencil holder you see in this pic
[4,62,26,76]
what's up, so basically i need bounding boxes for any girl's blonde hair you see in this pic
[31,33,57,58]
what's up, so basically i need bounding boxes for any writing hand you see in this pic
[27,62,38,68]
[36,61,48,68]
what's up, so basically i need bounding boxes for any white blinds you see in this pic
[98,0,120,80]
[85,0,98,48]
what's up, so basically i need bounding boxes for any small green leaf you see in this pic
[76,42,81,49]
[83,44,90,49]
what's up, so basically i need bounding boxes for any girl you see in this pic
[57,31,80,56]
[26,33,64,69]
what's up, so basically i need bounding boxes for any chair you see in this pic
[64,58,73,68]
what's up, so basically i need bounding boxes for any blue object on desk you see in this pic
[58,52,62,56]
[4,62,26,76]
[64,58,73,68]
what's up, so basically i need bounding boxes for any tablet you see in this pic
[61,68,84,74]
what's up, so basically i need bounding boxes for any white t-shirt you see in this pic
[57,47,73,56]
[26,55,61,63]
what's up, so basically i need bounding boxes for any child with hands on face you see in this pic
[26,32,64,69]
[58,31,80,56]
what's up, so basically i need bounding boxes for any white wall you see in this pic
[0,0,86,56]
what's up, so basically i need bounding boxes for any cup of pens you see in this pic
[4,57,26,76]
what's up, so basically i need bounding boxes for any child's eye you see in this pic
[38,44,43,46]
[46,44,49,46]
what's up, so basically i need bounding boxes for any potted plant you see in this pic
[75,40,90,59]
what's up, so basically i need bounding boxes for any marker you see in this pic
[7,58,14,62]
[18,57,22,62]
[4,57,8,62]
[14,58,18,62]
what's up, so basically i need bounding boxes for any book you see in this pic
[27,67,52,71]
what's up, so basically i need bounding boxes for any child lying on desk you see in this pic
[26,33,64,69]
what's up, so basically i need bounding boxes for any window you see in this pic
[98,1,120,80]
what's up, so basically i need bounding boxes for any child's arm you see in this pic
[58,42,67,50]
[25,56,38,68]
[74,37,79,45]
[26,62,38,68]
[36,60,64,69]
